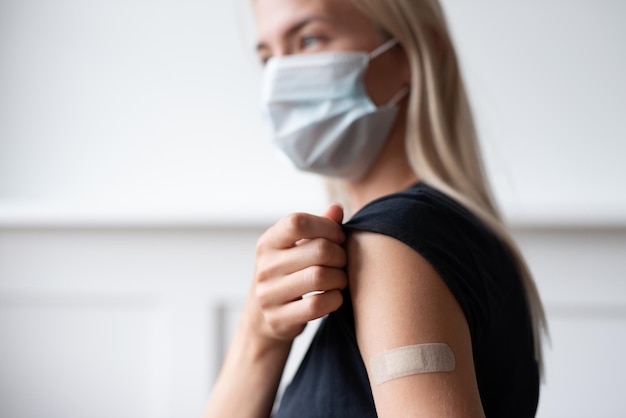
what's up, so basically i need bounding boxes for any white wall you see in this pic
[0,0,328,221]
[442,0,626,223]
[1,225,625,418]
[1,0,625,417]
[1,0,625,223]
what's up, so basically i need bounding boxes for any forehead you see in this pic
[254,0,372,41]
[255,0,331,21]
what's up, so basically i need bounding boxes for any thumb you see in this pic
[322,203,344,225]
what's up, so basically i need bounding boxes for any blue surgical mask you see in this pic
[261,38,408,180]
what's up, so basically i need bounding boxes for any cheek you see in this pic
[364,55,405,107]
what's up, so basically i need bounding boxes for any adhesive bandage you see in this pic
[370,343,455,385]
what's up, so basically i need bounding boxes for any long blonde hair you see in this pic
[348,0,548,373]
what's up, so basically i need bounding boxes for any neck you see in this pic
[344,109,418,212]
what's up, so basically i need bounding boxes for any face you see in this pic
[254,0,410,106]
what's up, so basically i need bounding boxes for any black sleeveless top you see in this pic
[274,182,539,417]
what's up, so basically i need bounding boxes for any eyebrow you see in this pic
[255,16,330,53]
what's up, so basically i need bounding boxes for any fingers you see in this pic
[257,265,347,308]
[260,290,345,338]
[258,238,346,280]
[255,256,347,341]
[322,203,344,225]
[260,208,345,250]
[251,205,347,341]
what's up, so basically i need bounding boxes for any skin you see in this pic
[204,0,485,416]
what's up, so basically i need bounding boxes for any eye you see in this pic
[258,54,271,66]
[300,35,324,50]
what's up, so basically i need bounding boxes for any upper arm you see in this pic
[347,230,485,418]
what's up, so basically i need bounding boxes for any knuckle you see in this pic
[308,265,326,290]
[325,290,344,313]
[313,239,332,263]
[305,291,343,319]
[255,233,270,255]
[254,264,272,283]
[264,310,280,332]
[285,212,307,235]
[267,312,293,338]
[255,255,281,284]
[255,284,271,309]
[256,220,283,254]
[314,239,344,266]
[305,294,324,319]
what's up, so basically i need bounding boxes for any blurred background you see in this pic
[0,0,625,417]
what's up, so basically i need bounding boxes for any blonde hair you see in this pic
[348,0,548,373]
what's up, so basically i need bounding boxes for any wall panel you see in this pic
[1,224,624,416]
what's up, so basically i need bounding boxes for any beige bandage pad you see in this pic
[370,343,455,385]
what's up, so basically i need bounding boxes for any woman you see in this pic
[205,0,546,416]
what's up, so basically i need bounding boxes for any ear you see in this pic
[393,43,412,86]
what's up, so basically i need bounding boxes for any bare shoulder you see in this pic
[346,230,485,417]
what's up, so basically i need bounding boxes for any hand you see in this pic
[247,204,347,342]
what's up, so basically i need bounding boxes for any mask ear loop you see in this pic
[368,38,410,108]
[369,38,410,107]
[385,86,410,107]
[369,38,400,59]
